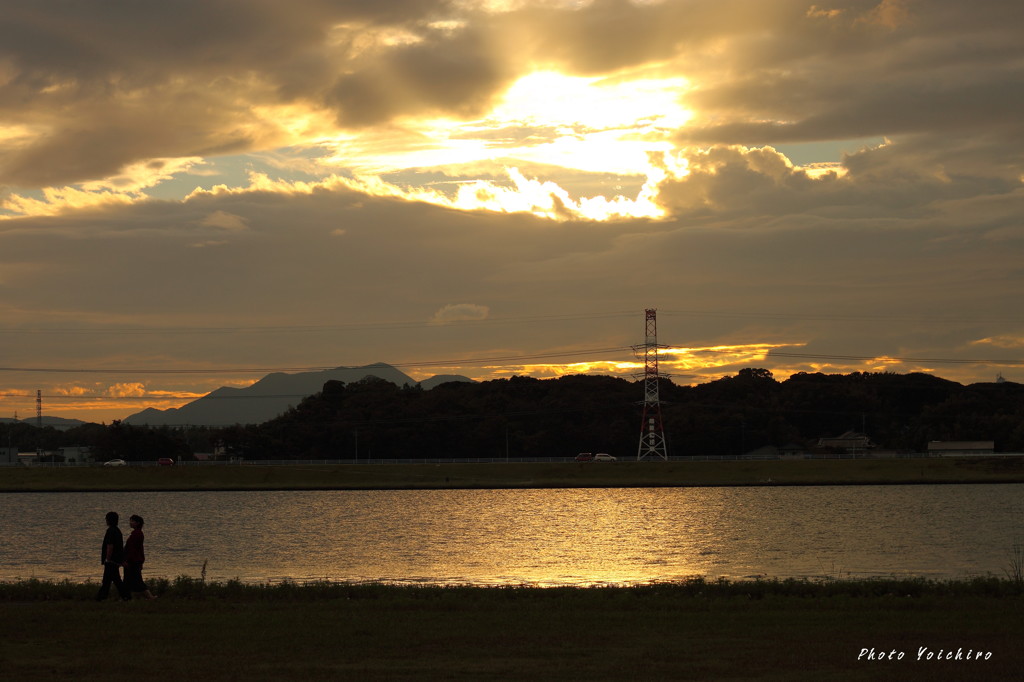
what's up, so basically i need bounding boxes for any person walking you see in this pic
[123,514,156,600]
[96,511,130,601]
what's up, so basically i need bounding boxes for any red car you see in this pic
[157,457,175,466]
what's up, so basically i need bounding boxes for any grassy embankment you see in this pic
[1,577,1021,681]
[1,456,1023,492]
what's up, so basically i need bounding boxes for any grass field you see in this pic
[1,456,1023,492]
[1,578,1020,681]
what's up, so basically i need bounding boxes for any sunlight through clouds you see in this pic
[80,157,206,193]
[184,161,681,221]
[490,71,692,132]
[1,186,140,218]
[661,344,801,373]
[436,343,799,384]
[2,157,205,218]
[447,167,668,219]
[316,70,693,219]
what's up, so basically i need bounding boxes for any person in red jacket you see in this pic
[123,514,156,600]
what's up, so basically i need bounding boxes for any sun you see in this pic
[415,70,693,177]
[320,70,693,220]
[492,70,692,131]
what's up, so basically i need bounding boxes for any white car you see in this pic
[593,453,617,462]
[103,459,127,467]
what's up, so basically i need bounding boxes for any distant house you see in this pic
[817,430,876,454]
[927,441,995,456]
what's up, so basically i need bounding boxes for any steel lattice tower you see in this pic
[635,309,668,460]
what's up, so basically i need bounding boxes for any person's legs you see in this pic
[112,566,130,600]
[96,563,119,600]
[124,563,154,599]
[95,568,109,601]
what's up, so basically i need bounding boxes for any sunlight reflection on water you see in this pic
[1,484,1021,585]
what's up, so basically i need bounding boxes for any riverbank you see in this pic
[1,456,1023,492]
[1,578,1020,681]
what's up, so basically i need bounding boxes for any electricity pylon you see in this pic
[635,308,668,460]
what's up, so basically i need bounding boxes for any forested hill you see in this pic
[214,370,1024,460]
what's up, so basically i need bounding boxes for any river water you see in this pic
[1,484,1021,586]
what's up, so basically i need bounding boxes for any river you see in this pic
[1,484,1021,586]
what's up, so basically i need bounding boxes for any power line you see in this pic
[3,307,1020,336]
[0,393,305,401]
[0,365,337,375]
[2,351,1017,407]
[767,352,1024,366]
[0,311,638,336]
[0,346,637,375]
[661,309,1024,325]
[0,345,1021,381]
[390,347,635,369]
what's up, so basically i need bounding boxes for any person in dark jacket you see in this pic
[123,514,156,600]
[96,511,130,601]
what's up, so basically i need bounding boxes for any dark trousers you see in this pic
[96,562,130,601]
[124,562,147,593]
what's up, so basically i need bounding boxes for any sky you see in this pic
[1,0,1023,423]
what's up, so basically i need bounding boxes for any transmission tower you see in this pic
[635,309,668,460]
[36,390,42,429]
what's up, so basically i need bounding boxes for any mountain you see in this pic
[0,416,86,431]
[123,363,473,426]
[419,374,478,390]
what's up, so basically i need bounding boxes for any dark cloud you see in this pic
[682,71,1024,148]
[0,0,461,186]
[652,142,1022,224]
[327,26,513,126]
[675,0,1024,166]
[3,0,1022,190]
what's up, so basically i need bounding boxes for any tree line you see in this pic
[5,369,1024,462]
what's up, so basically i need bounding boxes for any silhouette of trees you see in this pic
[206,370,1024,459]
[78,421,190,461]
[11,370,1024,460]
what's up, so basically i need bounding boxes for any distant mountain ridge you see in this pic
[0,416,85,431]
[124,363,473,426]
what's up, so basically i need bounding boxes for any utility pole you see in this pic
[635,309,669,461]
[35,390,43,457]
